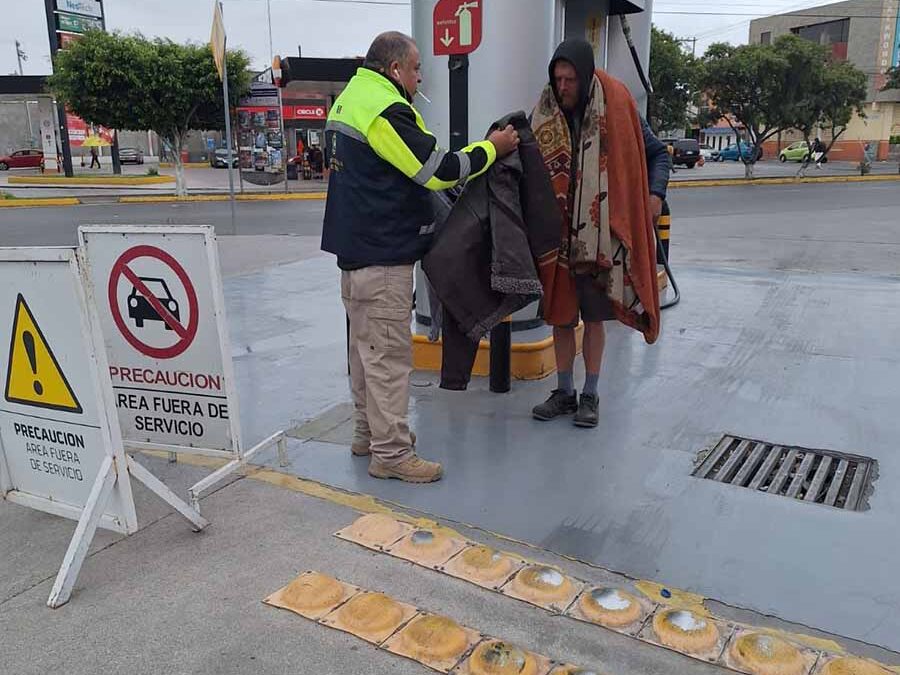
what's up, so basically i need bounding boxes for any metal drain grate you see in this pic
[693,435,876,511]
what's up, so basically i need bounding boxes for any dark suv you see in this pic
[662,138,701,169]
[128,278,180,330]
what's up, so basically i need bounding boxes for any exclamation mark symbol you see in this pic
[22,330,43,396]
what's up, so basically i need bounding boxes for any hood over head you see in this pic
[549,39,596,111]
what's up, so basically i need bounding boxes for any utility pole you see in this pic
[15,40,35,148]
[676,37,697,57]
[43,0,74,177]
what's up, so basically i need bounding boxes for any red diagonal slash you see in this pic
[120,265,190,340]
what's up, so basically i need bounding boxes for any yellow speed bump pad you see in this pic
[726,632,815,675]
[645,608,727,659]
[382,613,481,673]
[455,639,552,675]
[320,591,417,645]
[264,571,358,620]
[501,565,583,613]
[387,528,468,568]
[568,587,646,632]
[442,545,525,590]
[334,512,414,550]
[818,657,894,675]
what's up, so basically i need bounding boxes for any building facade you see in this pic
[749,0,900,161]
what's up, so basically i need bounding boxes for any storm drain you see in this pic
[693,435,877,511]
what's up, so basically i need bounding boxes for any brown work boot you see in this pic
[369,453,443,483]
[352,431,415,457]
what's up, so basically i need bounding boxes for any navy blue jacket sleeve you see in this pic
[641,117,670,200]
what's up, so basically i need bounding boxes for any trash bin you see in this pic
[180,150,189,164]
[287,162,298,180]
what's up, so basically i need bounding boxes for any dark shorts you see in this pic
[564,274,616,327]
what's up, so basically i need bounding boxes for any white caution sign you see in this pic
[79,226,241,458]
[0,248,207,608]
[78,226,286,508]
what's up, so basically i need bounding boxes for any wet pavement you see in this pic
[2,181,899,658]
[218,182,900,652]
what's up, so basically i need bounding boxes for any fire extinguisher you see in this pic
[455,1,479,47]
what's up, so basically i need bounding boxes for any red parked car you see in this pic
[0,149,44,171]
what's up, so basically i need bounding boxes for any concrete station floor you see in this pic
[222,182,900,653]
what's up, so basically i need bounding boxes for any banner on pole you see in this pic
[210,0,226,80]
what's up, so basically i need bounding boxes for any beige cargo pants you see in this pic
[341,265,415,467]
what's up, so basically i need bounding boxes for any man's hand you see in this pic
[488,125,520,158]
[650,195,664,225]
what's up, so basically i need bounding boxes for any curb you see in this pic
[7,175,175,186]
[0,193,328,208]
[118,192,328,204]
[670,174,900,188]
[0,197,81,208]
[158,162,212,169]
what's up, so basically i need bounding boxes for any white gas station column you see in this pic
[412,0,559,152]
[411,0,653,328]
[561,0,653,115]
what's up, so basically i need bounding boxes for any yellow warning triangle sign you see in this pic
[4,294,82,414]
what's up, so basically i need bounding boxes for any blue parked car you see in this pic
[714,142,757,162]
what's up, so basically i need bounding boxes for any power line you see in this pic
[656,11,900,18]
[688,0,836,41]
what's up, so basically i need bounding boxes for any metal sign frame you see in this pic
[0,247,207,608]
[77,226,286,510]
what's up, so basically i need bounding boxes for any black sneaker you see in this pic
[574,394,599,428]
[532,390,578,421]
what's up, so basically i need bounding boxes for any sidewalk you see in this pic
[670,159,899,183]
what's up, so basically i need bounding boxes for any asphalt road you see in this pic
[0,198,326,246]
[1,180,898,276]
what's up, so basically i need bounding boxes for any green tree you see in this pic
[49,31,250,195]
[793,60,867,176]
[883,66,900,91]
[703,35,826,179]
[648,26,702,135]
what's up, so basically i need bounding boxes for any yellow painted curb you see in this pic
[237,192,327,201]
[159,162,209,169]
[142,448,884,670]
[117,192,327,205]
[118,195,228,204]
[8,175,174,186]
[412,323,583,380]
[0,197,81,208]
[671,174,900,189]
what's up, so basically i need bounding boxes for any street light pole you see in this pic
[43,0,74,177]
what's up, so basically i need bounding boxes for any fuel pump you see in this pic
[410,0,676,387]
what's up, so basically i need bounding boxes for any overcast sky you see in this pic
[2,0,839,76]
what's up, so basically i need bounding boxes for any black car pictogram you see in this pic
[128,277,180,329]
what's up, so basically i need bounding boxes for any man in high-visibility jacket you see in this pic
[321,31,519,483]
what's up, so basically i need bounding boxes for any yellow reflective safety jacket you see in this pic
[321,67,496,267]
